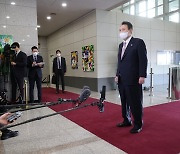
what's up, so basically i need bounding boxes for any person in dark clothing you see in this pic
[53,50,66,94]
[10,42,27,103]
[115,21,148,133]
[27,46,44,103]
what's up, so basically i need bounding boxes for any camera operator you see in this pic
[10,42,27,103]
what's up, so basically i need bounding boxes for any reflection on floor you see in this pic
[0,84,176,154]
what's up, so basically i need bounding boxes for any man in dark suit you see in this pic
[53,50,66,94]
[27,46,44,103]
[115,21,148,133]
[10,42,27,103]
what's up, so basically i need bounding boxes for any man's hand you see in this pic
[37,62,44,67]
[32,62,37,67]
[11,62,16,65]
[139,77,145,84]
[0,113,12,125]
[115,76,118,83]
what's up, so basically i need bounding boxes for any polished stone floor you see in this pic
[0,84,176,154]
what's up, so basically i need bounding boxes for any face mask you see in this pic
[119,32,128,40]
[33,52,38,56]
[57,53,61,57]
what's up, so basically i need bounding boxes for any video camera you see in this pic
[3,44,16,58]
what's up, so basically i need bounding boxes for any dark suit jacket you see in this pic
[116,37,148,85]
[27,55,44,78]
[53,57,66,74]
[11,51,27,78]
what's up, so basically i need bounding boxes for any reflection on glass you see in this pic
[158,6,163,15]
[148,8,155,18]
[169,0,179,12]
[169,12,179,23]
[123,7,129,14]
[148,0,155,9]
[158,0,163,5]
[130,5,135,15]
[139,1,146,13]
[157,50,180,65]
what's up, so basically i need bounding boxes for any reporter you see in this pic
[0,113,19,140]
[0,112,12,125]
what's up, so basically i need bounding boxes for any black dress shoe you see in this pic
[1,129,19,140]
[116,121,132,127]
[130,126,142,133]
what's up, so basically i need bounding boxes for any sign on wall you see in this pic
[82,45,94,72]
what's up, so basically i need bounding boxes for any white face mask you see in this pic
[57,53,61,57]
[33,52,38,56]
[119,32,128,40]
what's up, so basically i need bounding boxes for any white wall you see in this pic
[0,0,38,55]
[38,36,49,79]
[46,9,180,88]
[96,10,180,85]
[47,10,97,78]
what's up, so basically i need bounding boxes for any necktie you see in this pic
[58,58,61,69]
[121,42,126,59]
[34,56,37,61]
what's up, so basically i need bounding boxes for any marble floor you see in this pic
[0,84,177,154]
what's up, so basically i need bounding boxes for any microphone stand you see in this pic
[0,100,103,131]
[0,98,77,115]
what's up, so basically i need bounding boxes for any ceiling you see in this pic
[37,0,128,36]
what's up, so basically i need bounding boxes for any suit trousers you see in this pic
[118,80,143,128]
[55,69,65,92]
[11,74,24,103]
[29,73,42,103]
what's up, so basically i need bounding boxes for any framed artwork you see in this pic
[82,45,94,72]
[0,35,13,75]
[0,35,13,53]
[71,51,78,69]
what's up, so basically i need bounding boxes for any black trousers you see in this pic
[55,69,65,92]
[118,81,143,128]
[11,74,24,103]
[29,74,42,103]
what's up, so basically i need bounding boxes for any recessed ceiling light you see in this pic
[3,25,6,28]
[27,35,30,37]
[6,16,10,19]
[62,2,67,7]
[47,16,51,20]
[11,2,16,5]
[22,39,25,42]
[37,25,41,28]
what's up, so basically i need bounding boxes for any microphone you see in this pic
[98,85,106,112]
[78,88,91,104]
[58,88,91,106]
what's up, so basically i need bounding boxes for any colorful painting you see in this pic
[0,35,13,53]
[0,35,13,75]
[71,51,78,69]
[82,45,94,72]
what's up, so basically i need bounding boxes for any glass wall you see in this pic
[112,0,180,23]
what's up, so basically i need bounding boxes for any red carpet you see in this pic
[42,87,180,154]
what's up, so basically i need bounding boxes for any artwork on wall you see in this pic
[82,45,94,72]
[0,35,13,75]
[71,51,78,69]
[0,35,13,53]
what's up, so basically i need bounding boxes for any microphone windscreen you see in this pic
[79,89,91,103]
[100,86,106,100]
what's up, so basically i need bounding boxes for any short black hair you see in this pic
[31,46,38,51]
[121,21,133,30]
[11,42,20,48]
[56,50,61,54]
